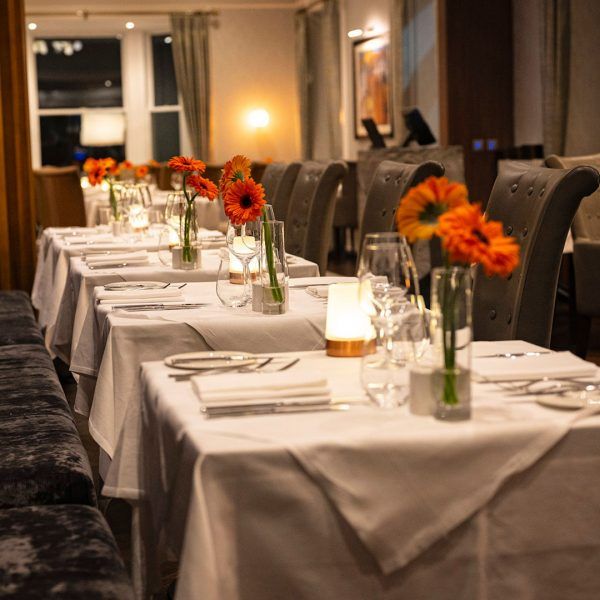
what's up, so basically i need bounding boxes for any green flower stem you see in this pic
[441,262,460,406]
[108,180,119,221]
[181,175,195,264]
[261,208,284,304]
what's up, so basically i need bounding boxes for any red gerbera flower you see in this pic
[168,155,206,173]
[223,178,266,225]
[187,175,218,201]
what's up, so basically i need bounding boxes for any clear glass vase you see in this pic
[260,220,288,314]
[164,194,201,270]
[430,266,472,421]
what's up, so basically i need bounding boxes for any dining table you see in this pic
[70,277,354,474]
[102,340,600,600]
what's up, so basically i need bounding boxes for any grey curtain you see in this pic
[295,0,342,159]
[390,0,406,139]
[170,12,211,159]
[541,0,570,155]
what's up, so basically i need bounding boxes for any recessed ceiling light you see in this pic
[347,29,363,39]
[164,36,172,44]
[28,22,38,31]
[125,21,135,30]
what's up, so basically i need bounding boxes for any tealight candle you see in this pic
[325,283,374,357]
[128,204,149,233]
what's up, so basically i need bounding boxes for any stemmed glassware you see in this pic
[226,220,261,305]
[357,232,429,408]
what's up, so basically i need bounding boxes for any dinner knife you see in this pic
[114,303,208,311]
[202,402,354,418]
[475,351,551,359]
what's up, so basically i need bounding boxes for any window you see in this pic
[35,38,122,109]
[150,34,182,160]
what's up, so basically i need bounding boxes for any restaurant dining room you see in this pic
[2,0,600,598]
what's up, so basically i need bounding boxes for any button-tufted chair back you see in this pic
[260,162,302,221]
[286,160,348,274]
[472,161,599,347]
[33,166,86,228]
[359,160,445,242]
[545,153,600,240]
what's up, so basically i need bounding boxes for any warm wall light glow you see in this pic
[28,22,38,31]
[347,28,363,38]
[125,21,135,30]
[247,109,270,129]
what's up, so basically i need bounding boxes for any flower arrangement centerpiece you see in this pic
[219,155,285,308]
[83,157,120,221]
[396,177,520,419]
[167,155,218,268]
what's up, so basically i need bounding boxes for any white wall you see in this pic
[210,9,300,163]
[340,0,439,160]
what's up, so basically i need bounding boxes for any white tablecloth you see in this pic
[32,228,169,358]
[104,342,600,599]
[48,249,318,366]
[73,278,350,461]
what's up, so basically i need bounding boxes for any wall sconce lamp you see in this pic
[247,108,270,129]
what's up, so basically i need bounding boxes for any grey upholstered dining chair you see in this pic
[260,161,302,221]
[546,153,600,356]
[472,161,599,347]
[285,160,348,274]
[359,159,445,241]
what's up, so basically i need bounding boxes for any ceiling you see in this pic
[26,0,300,12]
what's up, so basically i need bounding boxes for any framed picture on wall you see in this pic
[353,33,393,139]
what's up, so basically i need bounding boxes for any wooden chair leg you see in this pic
[574,314,592,359]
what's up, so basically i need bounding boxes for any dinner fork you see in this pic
[170,357,274,381]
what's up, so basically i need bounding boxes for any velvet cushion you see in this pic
[0,292,43,347]
[0,504,133,599]
[0,344,95,508]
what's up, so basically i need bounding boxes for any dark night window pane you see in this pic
[152,35,178,106]
[40,115,125,166]
[152,112,180,161]
[35,38,122,109]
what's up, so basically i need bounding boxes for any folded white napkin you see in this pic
[85,250,149,268]
[306,285,329,298]
[64,234,115,244]
[96,287,184,303]
[192,371,330,407]
[472,351,597,381]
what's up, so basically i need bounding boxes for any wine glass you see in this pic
[357,233,429,407]
[226,220,261,305]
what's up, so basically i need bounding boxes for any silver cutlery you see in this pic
[171,354,255,365]
[202,401,353,419]
[88,262,130,269]
[115,303,208,312]
[170,357,274,380]
[476,351,551,359]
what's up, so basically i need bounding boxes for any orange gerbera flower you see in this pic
[147,159,160,167]
[135,165,149,179]
[87,164,107,186]
[396,177,469,243]
[99,157,118,175]
[119,160,133,170]
[83,157,97,173]
[223,178,266,224]
[187,175,218,201]
[168,155,206,173]
[437,203,520,277]
[219,154,252,192]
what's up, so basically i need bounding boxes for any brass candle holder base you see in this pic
[325,338,376,357]
[229,271,258,285]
